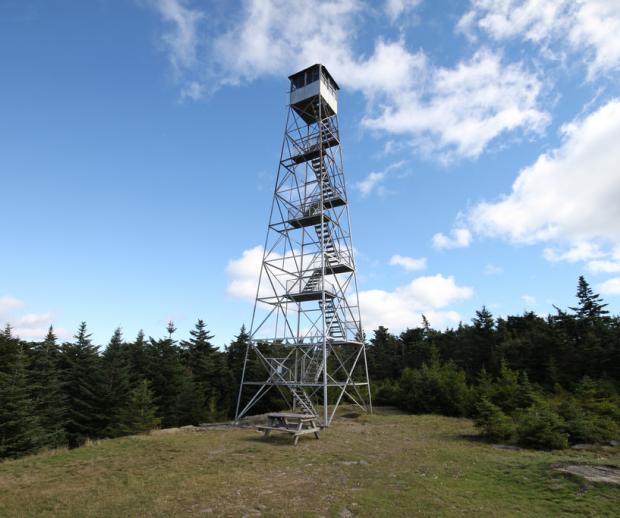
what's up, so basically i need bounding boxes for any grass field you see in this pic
[0,409,618,517]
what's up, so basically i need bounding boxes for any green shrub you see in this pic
[515,402,569,450]
[489,361,537,413]
[373,379,400,406]
[558,397,619,444]
[399,354,472,417]
[474,397,515,442]
[573,377,620,423]
[567,413,618,444]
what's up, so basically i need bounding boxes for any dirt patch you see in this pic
[554,464,620,485]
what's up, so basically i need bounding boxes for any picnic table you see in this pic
[256,412,321,445]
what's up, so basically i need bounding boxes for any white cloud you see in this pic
[355,160,406,197]
[543,242,604,263]
[522,294,537,305]
[484,263,503,275]
[0,296,25,315]
[389,254,427,271]
[587,259,620,274]
[0,300,66,340]
[227,248,471,331]
[570,0,620,77]
[10,311,68,340]
[180,80,205,101]
[151,0,203,73]
[468,99,620,253]
[598,277,620,296]
[225,245,264,301]
[148,1,547,160]
[359,274,473,331]
[385,0,422,23]
[226,245,304,304]
[459,0,620,77]
[432,228,472,250]
[356,171,387,197]
[13,313,53,327]
[362,49,548,159]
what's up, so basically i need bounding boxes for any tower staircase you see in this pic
[290,384,316,415]
[320,299,346,341]
[311,156,335,200]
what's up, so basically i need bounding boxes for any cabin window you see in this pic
[291,74,304,90]
[290,67,324,91]
[306,67,319,84]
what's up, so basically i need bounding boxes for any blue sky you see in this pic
[1,0,620,345]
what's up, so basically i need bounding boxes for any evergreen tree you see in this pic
[399,326,428,370]
[0,329,44,458]
[127,329,150,383]
[181,319,232,421]
[174,371,207,425]
[570,276,609,320]
[117,379,160,434]
[367,326,401,380]
[181,319,216,368]
[461,306,498,376]
[60,322,106,447]
[147,322,187,427]
[226,325,251,417]
[28,326,67,448]
[226,325,250,384]
[101,328,131,437]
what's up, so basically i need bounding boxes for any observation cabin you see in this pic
[289,64,339,124]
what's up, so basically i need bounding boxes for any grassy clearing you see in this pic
[0,409,618,517]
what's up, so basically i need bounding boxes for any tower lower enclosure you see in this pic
[235,64,372,427]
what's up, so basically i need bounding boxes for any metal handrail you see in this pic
[286,277,335,294]
[287,190,346,220]
[289,124,338,157]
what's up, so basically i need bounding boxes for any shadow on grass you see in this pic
[243,434,299,446]
[448,433,487,443]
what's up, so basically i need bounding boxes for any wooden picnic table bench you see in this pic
[256,412,321,445]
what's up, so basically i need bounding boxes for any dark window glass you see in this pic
[291,75,304,90]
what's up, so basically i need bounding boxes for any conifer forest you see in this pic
[1,276,618,460]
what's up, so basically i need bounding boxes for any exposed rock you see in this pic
[554,464,620,485]
[491,444,522,451]
[571,444,598,451]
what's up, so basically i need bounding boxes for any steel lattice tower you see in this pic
[235,64,371,426]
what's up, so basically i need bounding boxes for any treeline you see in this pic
[0,320,253,459]
[1,276,619,460]
[368,277,620,449]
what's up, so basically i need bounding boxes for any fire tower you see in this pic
[235,64,371,426]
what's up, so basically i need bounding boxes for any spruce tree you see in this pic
[101,328,131,437]
[468,306,498,375]
[28,326,67,449]
[127,329,150,383]
[60,322,106,447]
[148,322,187,427]
[226,325,253,417]
[181,319,216,376]
[181,319,228,421]
[226,325,250,384]
[117,379,160,434]
[0,329,44,459]
[367,326,401,380]
[570,275,609,320]
[174,371,206,425]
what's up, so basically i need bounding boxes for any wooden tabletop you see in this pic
[267,412,316,420]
